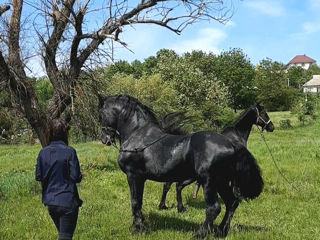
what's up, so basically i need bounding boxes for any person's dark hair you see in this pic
[49,119,70,145]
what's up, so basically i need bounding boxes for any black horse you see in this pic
[159,104,274,213]
[99,95,274,238]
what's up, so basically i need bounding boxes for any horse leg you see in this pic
[215,184,240,238]
[159,182,172,210]
[215,199,240,238]
[195,180,221,239]
[127,174,146,233]
[176,178,195,213]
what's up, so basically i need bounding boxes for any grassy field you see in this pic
[1,111,320,240]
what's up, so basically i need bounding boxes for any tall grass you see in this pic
[0,112,320,239]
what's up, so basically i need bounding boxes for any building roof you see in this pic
[288,55,316,65]
[303,75,320,87]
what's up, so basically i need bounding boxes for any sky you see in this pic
[113,0,320,66]
[22,0,320,77]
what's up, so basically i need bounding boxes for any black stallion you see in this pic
[99,95,274,238]
[159,104,274,213]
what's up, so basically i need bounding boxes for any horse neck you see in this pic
[117,109,161,143]
[227,109,256,144]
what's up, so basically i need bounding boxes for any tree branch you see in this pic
[43,0,76,88]
[8,0,24,74]
[0,5,10,17]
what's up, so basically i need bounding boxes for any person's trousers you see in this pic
[47,205,79,240]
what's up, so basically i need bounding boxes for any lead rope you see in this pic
[258,127,298,191]
[82,145,108,176]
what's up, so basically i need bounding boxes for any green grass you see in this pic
[1,112,320,239]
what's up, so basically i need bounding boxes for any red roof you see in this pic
[288,55,316,64]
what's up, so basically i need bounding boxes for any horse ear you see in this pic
[255,103,262,111]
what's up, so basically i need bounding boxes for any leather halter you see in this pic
[102,126,167,153]
[255,107,271,131]
[101,126,120,149]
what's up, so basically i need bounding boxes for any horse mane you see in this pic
[223,104,257,131]
[115,95,160,126]
[161,112,191,135]
[112,95,192,134]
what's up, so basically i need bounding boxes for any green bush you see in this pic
[279,119,292,129]
[291,94,319,125]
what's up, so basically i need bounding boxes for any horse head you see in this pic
[99,96,120,146]
[99,95,160,146]
[254,103,274,132]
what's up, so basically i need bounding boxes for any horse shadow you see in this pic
[146,211,200,232]
[232,224,269,233]
[145,212,268,236]
[184,195,224,210]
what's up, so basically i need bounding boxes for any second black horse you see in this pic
[158,104,274,212]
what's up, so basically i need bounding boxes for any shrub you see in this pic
[279,119,292,129]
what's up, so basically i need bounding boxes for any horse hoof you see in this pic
[214,229,227,238]
[193,231,207,239]
[178,206,186,213]
[159,204,169,210]
[130,223,147,234]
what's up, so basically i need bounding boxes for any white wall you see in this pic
[303,87,318,93]
[288,63,312,70]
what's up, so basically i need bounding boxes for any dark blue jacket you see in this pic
[36,141,82,208]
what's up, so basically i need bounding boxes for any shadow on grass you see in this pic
[146,211,200,232]
[232,224,269,233]
[185,195,225,210]
[184,198,206,210]
[145,212,268,236]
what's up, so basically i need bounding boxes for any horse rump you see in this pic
[233,146,264,200]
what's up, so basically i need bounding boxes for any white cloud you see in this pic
[297,0,320,35]
[244,1,286,17]
[170,28,227,54]
[302,21,320,34]
[309,0,320,11]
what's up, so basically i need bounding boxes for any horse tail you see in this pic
[233,145,264,200]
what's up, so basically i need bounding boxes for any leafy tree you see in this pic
[154,49,232,130]
[102,72,181,116]
[104,60,134,79]
[35,77,54,109]
[287,66,311,89]
[0,0,235,146]
[214,48,256,111]
[255,59,297,111]
[307,64,320,75]
[142,56,158,76]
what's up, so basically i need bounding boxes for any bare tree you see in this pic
[0,0,235,146]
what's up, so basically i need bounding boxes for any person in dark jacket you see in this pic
[36,119,82,240]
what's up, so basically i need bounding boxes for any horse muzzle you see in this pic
[101,135,113,146]
[265,122,275,132]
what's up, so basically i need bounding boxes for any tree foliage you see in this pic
[255,59,297,111]
[214,48,256,111]
[99,49,235,131]
[0,0,235,146]
[287,66,311,89]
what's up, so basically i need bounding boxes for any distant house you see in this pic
[303,75,320,93]
[287,55,316,70]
